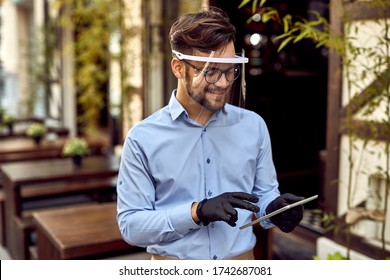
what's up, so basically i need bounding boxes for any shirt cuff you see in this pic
[167,203,201,236]
[260,219,274,229]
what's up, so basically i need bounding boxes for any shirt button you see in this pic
[213,255,217,260]
[208,190,212,196]
[203,127,207,132]
[207,158,210,164]
[119,181,122,185]
[211,223,215,228]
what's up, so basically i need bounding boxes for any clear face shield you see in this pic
[172,50,248,116]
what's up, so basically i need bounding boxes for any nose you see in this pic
[214,72,230,87]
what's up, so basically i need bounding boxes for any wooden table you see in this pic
[0,136,105,247]
[0,137,105,163]
[0,137,70,246]
[1,155,120,259]
[32,202,134,259]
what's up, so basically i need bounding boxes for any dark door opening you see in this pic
[211,0,329,209]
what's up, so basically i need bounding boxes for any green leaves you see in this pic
[55,0,120,135]
[238,0,266,14]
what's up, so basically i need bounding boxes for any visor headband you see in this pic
[172,50,248,63]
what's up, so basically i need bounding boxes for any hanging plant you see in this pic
[54,0,121,135]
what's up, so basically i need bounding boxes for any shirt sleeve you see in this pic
[252,115,280,229]
[116,130,200,248]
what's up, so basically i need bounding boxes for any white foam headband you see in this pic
[172,50,248,63]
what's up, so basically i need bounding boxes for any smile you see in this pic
[207,90,225,95]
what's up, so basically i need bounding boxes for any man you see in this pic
[117,6,303,260]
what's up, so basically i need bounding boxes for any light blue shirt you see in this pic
[117,90,280,260]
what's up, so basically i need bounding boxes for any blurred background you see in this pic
[0,0,389,260]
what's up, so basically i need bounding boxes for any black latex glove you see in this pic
[196,192,260,227]
[266,193,304,233]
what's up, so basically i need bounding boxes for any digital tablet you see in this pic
[239,194,318,230]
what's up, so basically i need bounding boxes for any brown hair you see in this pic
[169,6,236,55]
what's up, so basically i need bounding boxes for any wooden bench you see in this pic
[14,201,100,260]
[0,173,116,252]
[21,177,117,202]
[32,202,136,259]
[1,155,120,259]
[13,178,117,259]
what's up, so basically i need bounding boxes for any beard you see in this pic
[184,70,232,113]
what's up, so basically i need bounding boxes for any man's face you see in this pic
[184,41,237,113]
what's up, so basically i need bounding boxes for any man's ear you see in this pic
[171,58,184,79]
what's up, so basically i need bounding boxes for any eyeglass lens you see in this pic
[183,60,240,84]
[205,67,240,84]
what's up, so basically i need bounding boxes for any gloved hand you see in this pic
[266,193,304,233]
[196,192,260,227]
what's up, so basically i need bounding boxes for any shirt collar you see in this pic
[168,90,187,121]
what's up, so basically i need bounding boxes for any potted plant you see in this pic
[3,114,16,135]
[62,137,90,166]
[26,122,47,144]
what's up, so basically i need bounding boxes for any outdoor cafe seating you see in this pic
[0,124,135,259]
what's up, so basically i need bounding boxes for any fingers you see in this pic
[278,224,295,233]
[228,192,260,212]
[199,192,260,227]
[270,204,304,232]
[272,193,305,210]
[275,215,302,233]
[280,193,305,204]
[288,205,304,220]
[220,197,256,227]
[230,198,260,213]
[231,192,259,203]
[275,204,303,221]
[279,206,303,221]
[220,206,238,227]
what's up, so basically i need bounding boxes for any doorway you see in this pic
[211,0,329,209]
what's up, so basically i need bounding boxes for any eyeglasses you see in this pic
[182,60,241,84]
